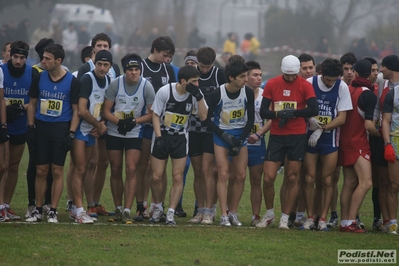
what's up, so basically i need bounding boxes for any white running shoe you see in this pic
[256,213,275,228]
[26,210,43,222]
[220,215,231,226]
[47,211,58,223]
[165,211,176,225]
[302,218,315,230]
[228,212,242,226]
[75,211,94,224]
[388,223,398,235]
[317,221,330,231]
[188,213,203,224]
[149,207,162,223]
[279,218,289,230]
[201,214,213,225]
[25,206,36,219]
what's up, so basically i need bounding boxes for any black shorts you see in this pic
[265,134,307,163]
[106,135,142,151]
[35,120,70,166]
[151,132,188,160]
[9,133,27,145]
[369,135,388,167]
[188,131,214,157]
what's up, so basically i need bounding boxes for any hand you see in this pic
[6,104,24,123]
[61,131,75,152]
[276,108,295,119]
[308,128,322,147]
[228,146,241,157]
[384,144,396,163]
[117,118,136,136]
[26,126,36,148]
[308,117,322,131]
[185,83,203,101]
[96,121,107,136]
[89,127,100,138]
[154,136,164,150]
[124,118,136,132]
[247,134,258,144]
[221,132,242,147]
[0,127,8,143]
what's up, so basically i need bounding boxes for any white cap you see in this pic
[281,55,300,74]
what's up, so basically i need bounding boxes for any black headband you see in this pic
[10,47,28,58]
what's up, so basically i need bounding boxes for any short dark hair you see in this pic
[225,55,248,82]
[178,65,200,83]
[2,41,12,52]
[320,58,342,77]
[298,53,315,65]
[197,46,216,65]
[44,44,65,63]
[364,57,377,65]
[91,33,112,49]
[150,36,175,55]
[10,40,29,54]
[245,61,261,72]
[185,50,197,57]
[340,52,357,66]
[80,46,93,64]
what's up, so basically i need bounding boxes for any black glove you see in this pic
[26,126,36,148]
[117,118,136,136]
[61,131,75,152]
[6,104,24,123]
[0,126,8,143]
[221,132,242,147]
[276,108,295,119]
[185,83,203,101]
[228,146,241,157]
[154,136,164,150]
[279,118,289,128]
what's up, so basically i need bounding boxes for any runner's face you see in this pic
[185,60,198,67]
[342,63,354,84]
[246,69,262,89]
[94,40,110,53]
[154,49,172,64]
[299,60,315,79]
[368,63,378,83]
[321,75,339,88]
[11,54,26,68]
[380,65,391,80]
[230,72,248,88]
[42,52,59,71]
[125,67,141,84]
[198,63,212,74]
[185,77,199,89]
[94,61,111,78]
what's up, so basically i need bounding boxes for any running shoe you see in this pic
[142,206,150,219]
[0,208,9,222]
[96,204,109,216]
[188,213,203,224]
[69,211,77,221]
[25,206,36,219]
[228,212,242,226]
[87,205,98,218]
[356,215,365,229]
[122,211,133,225]
[327,216,339,228]
[294,216,306,228]
[201,214,213,225]
[43,204,51,215]
[382,222,391,233]
[26,210,43,222]
[279,218,289,230]
[317,221,330,231]
[75,211,94,224]
[301,218,315,230]
[174,203,187,218]
[341,222,367,233]
[108,209,123,222]
[133,209,144,222]
[149,207,162,223]
[166,211,176,225]
[388,223,398,235]
[66,200,73,212]
[6,208,21,220]
[220,215,231,226]
[372,218,383,231]
[251,215,261,227]
[47,211,58,223]
[256,213,275,228]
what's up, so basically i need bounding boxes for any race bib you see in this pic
[114,110,135,119]
[274,101,297,111]
[250,123,260,134]
[164,111,188,130]
[316,115,332,125]
[5,97,24,106]
[222,108,244,125]
[93,103,103,119]
[40,99,63,117]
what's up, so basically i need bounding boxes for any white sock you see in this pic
[347,220,355,226]
[281,213,289,221]
[296,212,305,221]
[198,208,206,214]
[0,204,5,210]
[72,205,77,214]
[76,207,84,217]
[123,208,130,214]
[266,208,274,217]
[168,208,175,214]
[390,219,397,224]
[4,204,10,209]
[143,201,148,207]
[340,220,347,227]
[150,202,155,209]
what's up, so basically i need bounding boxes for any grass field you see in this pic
[0,148,398,266]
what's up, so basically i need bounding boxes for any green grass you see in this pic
[0,148,398,266]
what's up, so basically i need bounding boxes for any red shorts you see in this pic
[338,149,371,167]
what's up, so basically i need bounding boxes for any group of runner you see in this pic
[0,32,397,234]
